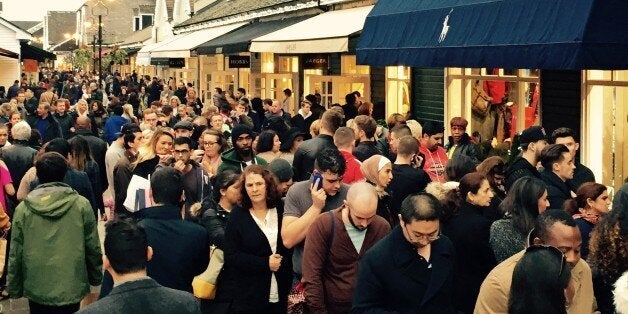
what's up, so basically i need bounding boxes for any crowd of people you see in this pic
[0,68,626,314]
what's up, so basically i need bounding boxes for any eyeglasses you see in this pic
[403,223,440,243]
[203,141,218,146]
[525,245,567,279]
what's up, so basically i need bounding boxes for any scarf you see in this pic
[360,155,391,197]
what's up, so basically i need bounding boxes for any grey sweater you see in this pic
[489,219,526,263]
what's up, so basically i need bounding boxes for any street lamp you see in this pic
[92,0,109,90]
[92,35,97,72]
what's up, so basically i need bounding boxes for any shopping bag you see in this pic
[123,175,152,212]
[192,246,224,300]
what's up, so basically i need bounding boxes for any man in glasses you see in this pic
[352,193,456,313]
[158,136,210,220]
[475,209,595,314]
[302,182,390,313]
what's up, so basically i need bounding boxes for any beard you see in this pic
[348,212,367,231]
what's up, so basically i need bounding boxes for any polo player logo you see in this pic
[439,9,453,43]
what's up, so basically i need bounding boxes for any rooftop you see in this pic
[176,0,301,28]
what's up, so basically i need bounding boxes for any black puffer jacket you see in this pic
[505,155,541,191]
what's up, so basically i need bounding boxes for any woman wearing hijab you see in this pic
[360,155,394,226]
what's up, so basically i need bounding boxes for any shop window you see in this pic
[446,68,540,146]
[278,56,298,73]
[386,66,411,117]
[583,70,628,191]
[261,52,274,73]
[341,55,370,75]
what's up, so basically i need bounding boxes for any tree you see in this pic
[71,48,94,71]
[104,48,127,67]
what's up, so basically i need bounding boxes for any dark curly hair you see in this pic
[239,164,282,210]
[588,213,628,286]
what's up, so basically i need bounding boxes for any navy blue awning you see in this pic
[195,16,312,55]
[357,0,628,70]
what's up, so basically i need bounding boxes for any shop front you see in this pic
[357,0,628,191]
[195,16,310,106]
[145,23,246,89]
[250,5,374,114]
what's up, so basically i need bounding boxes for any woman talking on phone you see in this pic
[224,165,292,313]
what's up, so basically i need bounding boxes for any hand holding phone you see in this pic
[311,172,323,190]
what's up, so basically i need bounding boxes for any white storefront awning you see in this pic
[249,5,373,54]
[136,39,179,66]
[150,23,246,58]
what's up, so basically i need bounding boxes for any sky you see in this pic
[1,0,86,21]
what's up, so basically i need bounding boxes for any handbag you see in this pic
[192,245,224,300]
[471,80,492,117]
[288,211,336,314]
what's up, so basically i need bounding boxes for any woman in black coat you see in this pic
[199,170,241,314]
[441,172,497,314]
[224,165,292,314]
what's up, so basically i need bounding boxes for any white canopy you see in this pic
[150,23,246,58]
[250,6,373,54]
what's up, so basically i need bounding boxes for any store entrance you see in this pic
[250,73,299,114]
[306,75,370,108]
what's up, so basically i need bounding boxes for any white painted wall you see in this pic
[0,56,19,92]
[0,22,19,53]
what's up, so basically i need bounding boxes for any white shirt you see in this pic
[250,207,279,303]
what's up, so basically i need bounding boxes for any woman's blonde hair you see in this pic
[122,104,135,118]
[131,129,173,170]
[169,96,181,106]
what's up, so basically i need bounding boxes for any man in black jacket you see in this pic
[53,99,74,139]
[78,219,200,314]
[293,110,343,181]
[389,135,431,222]
[445,117,482,166]
[32,102,62,143]
[352,115,380,162]
[551,127,595,191]
[0,121,37,211]
[73,116,109,193]
[505,126,548,191]
[540,144,576,209]
[353,193,456,313]
[137,167,209,293]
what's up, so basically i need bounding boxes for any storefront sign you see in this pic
[229,55,250,68]
[303,54,329,70]
[23,59,38,72]
[168,58,185,68]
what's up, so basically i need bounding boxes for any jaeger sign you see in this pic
[303,54,329,70]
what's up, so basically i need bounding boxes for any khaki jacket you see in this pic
[474,250,595,314]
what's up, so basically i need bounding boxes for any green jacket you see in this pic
[8,182,103,305]
[217,148,267,174]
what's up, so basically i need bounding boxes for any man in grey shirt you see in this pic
[282,147,349,277]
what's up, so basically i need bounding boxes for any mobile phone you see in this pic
[311,172,323,190]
